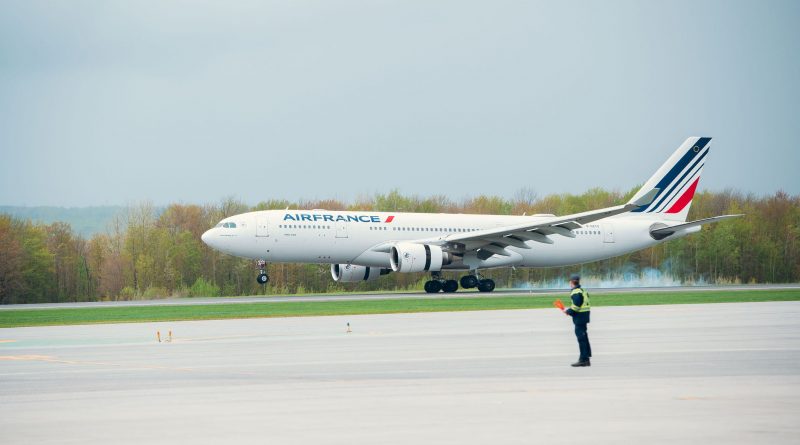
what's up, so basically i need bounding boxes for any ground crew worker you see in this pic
[563,274,592,367]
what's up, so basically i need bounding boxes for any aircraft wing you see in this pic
[368,188,659,259]
[368,189,658,257]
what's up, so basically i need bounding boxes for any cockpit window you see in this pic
[222,222,237,228]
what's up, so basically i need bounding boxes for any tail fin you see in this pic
[628,136,711,222]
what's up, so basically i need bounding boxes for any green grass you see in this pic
[1,289,798,328]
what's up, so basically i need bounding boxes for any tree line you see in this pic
[1,188,798,304]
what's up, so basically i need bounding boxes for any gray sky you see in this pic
[1,0,798,207]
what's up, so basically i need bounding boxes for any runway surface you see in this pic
[2,283,798,309]
[1,302,799,444]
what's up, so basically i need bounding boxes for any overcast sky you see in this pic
[1,0,798,207]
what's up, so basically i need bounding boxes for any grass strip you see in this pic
[1,289,798,328]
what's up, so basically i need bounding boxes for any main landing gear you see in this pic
[424,272,458,293]
[423,279,459,293]
[256,259,269,285]
[461,273,495,292]
[424,272,495,293]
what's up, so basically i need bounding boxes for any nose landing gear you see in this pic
[255,259,269,285]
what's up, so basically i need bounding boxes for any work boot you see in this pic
[571,359,591,367]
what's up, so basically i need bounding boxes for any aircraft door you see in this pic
[335,220,348,238]
[602,223,615,243]
[256,216,269,237]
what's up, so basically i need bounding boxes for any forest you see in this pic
[1,188,798,304]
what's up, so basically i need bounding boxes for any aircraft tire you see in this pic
[424,280,442,293]
[477,279,495,292]
[460,275,478,289]
[442,280,459,293]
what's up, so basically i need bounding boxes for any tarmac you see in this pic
[1,301,799,444]
[2,283,798,309]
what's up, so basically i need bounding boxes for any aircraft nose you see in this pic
[201,229,213,246]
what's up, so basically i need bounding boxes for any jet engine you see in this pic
[389,242,452,273]
[330,264,390,282]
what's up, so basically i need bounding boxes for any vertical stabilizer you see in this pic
[628,137,711,222]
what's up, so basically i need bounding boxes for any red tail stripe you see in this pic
[665,177,700,214]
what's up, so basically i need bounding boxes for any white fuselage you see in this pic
[201,209,691,270]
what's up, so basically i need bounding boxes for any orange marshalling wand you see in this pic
[553,299,565,311]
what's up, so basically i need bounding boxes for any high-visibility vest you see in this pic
[570,287,591,313]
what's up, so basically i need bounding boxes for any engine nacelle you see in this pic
[390,242,451,273]
[330,264,390,282]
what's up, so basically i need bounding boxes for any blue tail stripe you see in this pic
[631,137,711,213]
[647,148,709,212]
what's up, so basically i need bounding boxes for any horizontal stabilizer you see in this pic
[650,214,743,240]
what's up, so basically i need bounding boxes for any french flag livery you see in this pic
[629,136,711,222]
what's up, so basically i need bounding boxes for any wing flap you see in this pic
[515,231,554,244]
[483,236,531,249]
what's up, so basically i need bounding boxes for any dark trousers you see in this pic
[574,323,592,361]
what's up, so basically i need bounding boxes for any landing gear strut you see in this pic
[256,259,269,285]
[424,272,459,293]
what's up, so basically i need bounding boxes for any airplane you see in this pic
[201,137,741,293]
